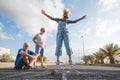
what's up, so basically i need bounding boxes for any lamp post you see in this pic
[81,36,85,63]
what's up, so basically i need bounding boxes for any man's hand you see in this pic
[29,55,36,59]
[35,42,39,46]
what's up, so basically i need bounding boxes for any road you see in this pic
[0,63,120,80]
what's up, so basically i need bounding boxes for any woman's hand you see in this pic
[82,15,86,19]
[41,10,45,14]
[41,9,52,19]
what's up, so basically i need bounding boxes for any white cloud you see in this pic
[79,18,120,39]
[69,17,120,53]
[0,22,13,40]
[98,0,120,11]
[0,0,64,36]
[69,0,79,9]
[95,18,120,38]
[17,33,22,38]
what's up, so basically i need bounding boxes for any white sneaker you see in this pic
[69,60,73,65]
[56,60,60,65]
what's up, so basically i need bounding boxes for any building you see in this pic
[0,47,10,55]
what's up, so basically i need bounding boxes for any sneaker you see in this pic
[14,66,22,70]
[68,60,73,65]
[56,60,60,65]
[23,65,32,70]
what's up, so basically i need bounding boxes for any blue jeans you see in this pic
[15,57,32,69]
[55,30,72,56]
[35,45,44,56]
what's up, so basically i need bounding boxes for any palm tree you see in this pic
[83,56,88,64]
[94,50,106,64]
[94,52,100,64]
[83,55,94,64]
[100,43,120,64]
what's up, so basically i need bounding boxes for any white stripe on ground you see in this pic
[62,72,67,80]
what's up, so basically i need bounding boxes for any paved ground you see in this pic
[0,63,120,80]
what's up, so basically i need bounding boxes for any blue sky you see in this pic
[0,0,120,62]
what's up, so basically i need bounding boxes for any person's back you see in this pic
[15,48,24,66]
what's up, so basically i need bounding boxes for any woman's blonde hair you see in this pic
[63,8,70,16]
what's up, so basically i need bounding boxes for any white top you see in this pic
[34,33,46,47]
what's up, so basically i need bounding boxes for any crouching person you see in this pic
[14,42,38,69]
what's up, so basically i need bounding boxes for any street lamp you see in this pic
[81,36,85,63]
